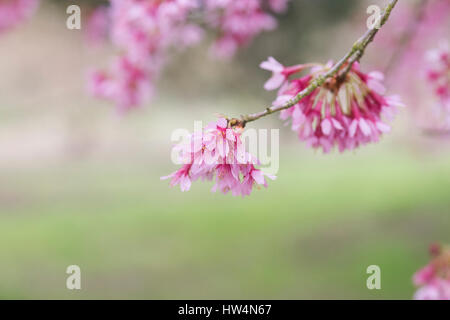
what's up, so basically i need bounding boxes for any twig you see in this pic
[229,0,399,128]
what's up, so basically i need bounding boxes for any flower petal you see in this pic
[251,170,266,185]
[359,118,372,136]
[264,73,285,91]
[349,119,358,137]
[260,56,283,72]
[321,119,332,135]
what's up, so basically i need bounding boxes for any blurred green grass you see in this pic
[0,148,449,299]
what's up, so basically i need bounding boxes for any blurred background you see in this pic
[0,0,449,299]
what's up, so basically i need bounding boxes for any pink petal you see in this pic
[264,73,285,91]
[251,170,266,185]
[160,173,174,180]
[368,71,384,81]
[359,118,372,136]
[217,118,227,129]
[217,138,225,158]
[386,96,406,108]
[349,119,358,137]
[413,265,435,286]
[332,118,344,130]
[368,79,386,95]
[265,173,277,181]
[321,119,332,135]
[273,94,292,107]
[226,129,234,141]
[292,107,305,123]
[414,285,441,300]
[260,56,283,72]
[376,122,391,133]
[180,176,191,192]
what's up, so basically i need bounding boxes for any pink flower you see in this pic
[240,165,275,197]
[260,57,307,91]
[88,0,201,110]
[161,164,193,192]
[88,56,154,112]
[84,6,110,47]
[206,0,282,59]
[427,41,449,100]
[267,60,404,153]
[414,279,450,300]
[0,0,39,33]
[209,36,239,60]
[162,118,275,197]
[268,0,290,13]
[88,0,290,109]
[413,244,450,300]
[413,264,436,286]
[425,41,450,130]
[260,57,286,90]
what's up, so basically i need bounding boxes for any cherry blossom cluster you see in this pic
[426,41,450,129]
[161,118,275,197]
[206,0,284,59]
[0,0,39,33]
[261,57,404,153]
[413,244,450,300]
[88,0,203,112]
[87,0,290,111]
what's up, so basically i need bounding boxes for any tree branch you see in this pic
[229,0,399,128]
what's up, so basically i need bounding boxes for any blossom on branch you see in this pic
[260,56,306,91]
[262,59,404,153]
[161,118,275,197]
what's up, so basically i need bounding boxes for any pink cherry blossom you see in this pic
[425,41,450,130]
[88,0,202,111]
[84,6,110,47]
[260,57,286,90]
[0,0,39,33]
[88,56,154,113]
[87,0,290,111]
[264,58,404,153]
[268,0,290,13]
[413,244,450,300]
[162,118,275,197]
[260,56,310,91]
[205,0,282,59]
[414,279,450,300]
